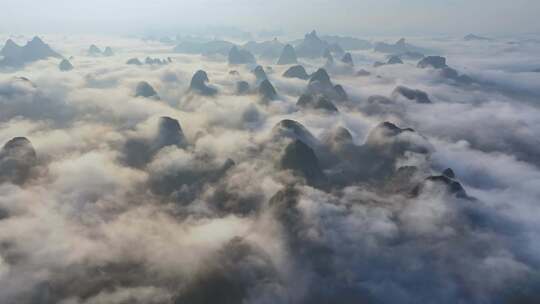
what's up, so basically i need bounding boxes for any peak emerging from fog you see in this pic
[392,86,432,104]
[0,137,37,185]
[417,56,474,84]
[228,46,256,65]
[283,65,310,80]
[1,36,61,67]
[258,79,278,102]
[135,81,159,99]
[277,44,298,65]
[297,94,338,112]
[252,65,268,84]
[88,44,102,56]
[307,68,348,101]
[58,58,74,71]
[418,56,447,69]
[296,30,337,58]
[341,52,354,66]
[190,70,217,96]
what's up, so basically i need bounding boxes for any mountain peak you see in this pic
[191,70,209,86]
[272,119,319,148]
[0,137,37,185]
[280,139,326,187]
[4,39,19,48]
[103,46,114,56]
[190,70,217,96]
[392,86,432,104]
[309,68,331,85]
[307,30,319,39]
[443,168,456,179]
[1,36,61,67]
[252,65,268,83]
[28,36,45,45]
[59,58,74,71]
[341,52,353,65]
[297,94,338,112]
[135,81,159,99]
[1,39,22,57]
[277,44,298,65]
[156,116,186,148]
[283,65,309,80]
[258,79,277,101]
[418,56,447,69]
[228,46,256,65]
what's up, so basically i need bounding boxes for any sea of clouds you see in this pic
[0,33,540,304]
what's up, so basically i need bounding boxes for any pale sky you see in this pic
[0,0,538,36]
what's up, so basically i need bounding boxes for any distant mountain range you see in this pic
[171,31,436,62]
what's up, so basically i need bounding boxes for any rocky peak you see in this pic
[283,65,310,80]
